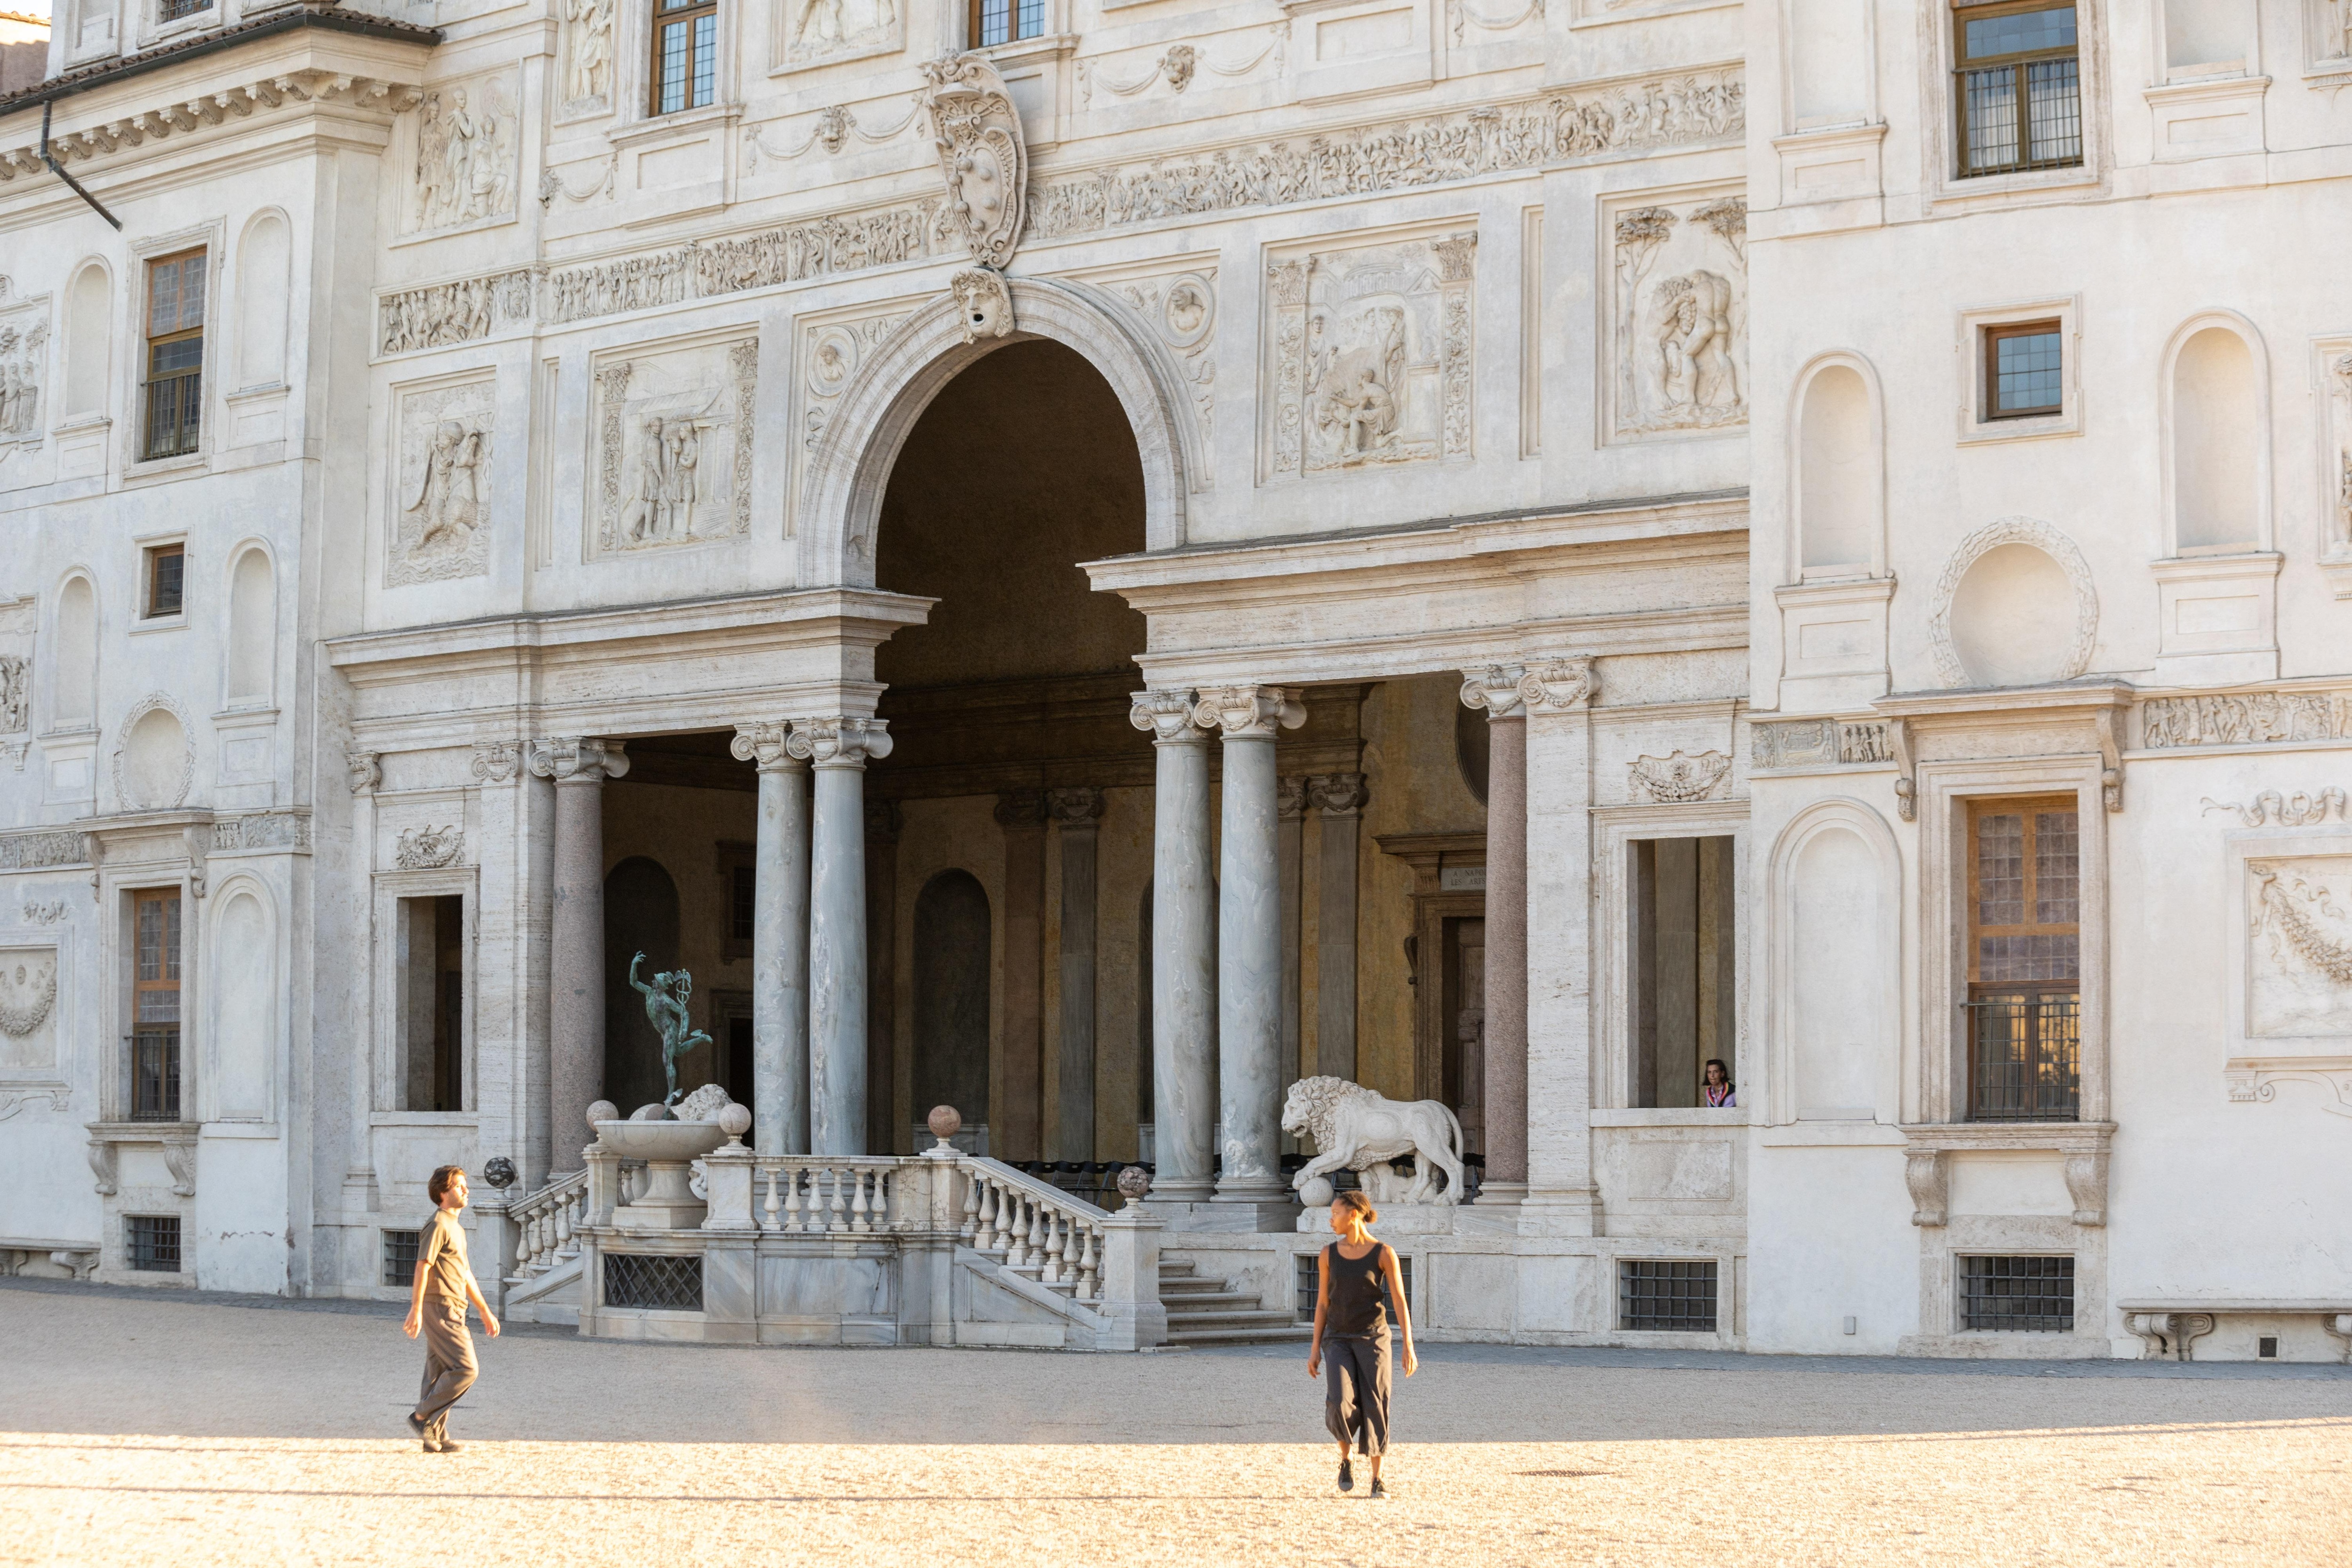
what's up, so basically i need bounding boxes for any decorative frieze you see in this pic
[390,377,495,587]
[0,831,91,870]
[1629,750,1732,803]
[589,335,760,555]
[210,812,312,852]
[2203,788,2350,828]
[394,825,466,869]
[2141,690,2352,749]
[1749,716,1897,770]
[379,270,536,357]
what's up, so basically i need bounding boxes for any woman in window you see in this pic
[1306,1190,1417,1499]
[1703,1059,1737,1108]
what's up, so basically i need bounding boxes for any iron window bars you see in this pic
[1955,2,2082,177]
[1960,1255,2074,1331]
[382,1229,421,1288]
[1965,993,2082,1121]
[604,1252,704,1311]
[127,1214,182,1272]
[1618,1259,1718,1332]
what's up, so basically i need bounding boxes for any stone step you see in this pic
[1165,1307,1302,1330]
[1166,1323,1316,1346]
[1158,1289,1264,1309]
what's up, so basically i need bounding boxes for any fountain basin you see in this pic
[595,1118,732,1230]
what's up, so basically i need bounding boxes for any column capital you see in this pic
[1277,776,1309,820]
[786,716,892,768]
[729,721,806,772]
[994,788,1049,829]
[1518,657,1597,713]
[1128,688,1209,743]
[1048,785,1105,825]
[1459,664,1527,719]
[1307,772,1367,817]
[1192,685,1306,739]
[468,740,523,784]
[528,737,631,783]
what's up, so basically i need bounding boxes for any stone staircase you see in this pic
[1159,1258,1312,1347]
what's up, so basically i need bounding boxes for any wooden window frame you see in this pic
[130,887,184,1122]
[142,248,207,461]
[143,542,186,619]
[1980,318,2065,421]
[1964,796,2081,1121]
[648,0,720,117]
[1952,0,2083,179]
[968,0,1045,48]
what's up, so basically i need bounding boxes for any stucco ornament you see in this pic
[1924,517,2099,690]
[393,825,464,869]
[920,53,1027,269]
[0,953,56,1038]
[1281,1076,1468,1205]
[1629,749,1732,803]
[949,267,1015,344]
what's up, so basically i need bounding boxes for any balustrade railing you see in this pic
[958,1159,1106,1305]
[748,1157,906,1234]
[508,1169,588,1278]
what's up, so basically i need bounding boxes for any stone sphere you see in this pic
[482,1156,517,1190]
[586,1100,619,1127]
[926,1105,963,1143]
[1115,1165,1152,1204]
[1298,1176,1336,1208]
[717,1102,752,1142]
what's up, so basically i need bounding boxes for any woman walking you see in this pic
[1306,1190,1417,1498]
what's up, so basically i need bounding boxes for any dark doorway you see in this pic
[604,855,683,1114]
[912,870,992,1140]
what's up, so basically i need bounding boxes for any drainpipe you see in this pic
[40,101,122,231]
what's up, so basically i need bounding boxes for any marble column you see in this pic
[1277,779,1306,1099]
[1461,670,1528,1204]
[527,737,628,1174]
[995,789,1049,1161]
[1197,685,1306,1210]
[1309,773,1366,1083]
[865,799,902,1155]
[729,723,810,1156]
[1518,657,1598,1234]
[1050,786,1104,1161]
[1129,691,1216,1202]
[790,717,891,1157]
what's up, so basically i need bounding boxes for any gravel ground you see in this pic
[5,1279,2349,1567]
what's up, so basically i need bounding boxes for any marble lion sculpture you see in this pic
[1281,1076,1468,1206]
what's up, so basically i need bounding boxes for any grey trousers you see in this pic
[1322,1331,1391,1457]
[413,1301,477,1439]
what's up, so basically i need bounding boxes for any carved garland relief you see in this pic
[2249,857,2352,1037]
[1263,230,1477,483]
[404,72,520,236]
[389,377,495,588]
[590,335,760,556]
[1605,190,1747,441]
[1629,749,1732,802]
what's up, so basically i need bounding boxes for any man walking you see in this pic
[404,1164,498,1453]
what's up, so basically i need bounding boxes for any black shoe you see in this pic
[405,1413,430,1441]
[1369,1478,1389,1501]
[1338,1457,1354,1493]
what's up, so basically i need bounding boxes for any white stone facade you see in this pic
[1,0,2347,1361]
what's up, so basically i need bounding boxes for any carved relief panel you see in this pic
[0,594,32,753]
[588,331,760,557]
[0,295,49,445]
[1261,227,1476,484]
[557,0,615,118]
[1068,259,1217,463]
[389,375,495,588]
[2248,856,2352,1038]
[0,946,59,1073]
[401,71,521,237]
[778,0,904,72]
[793,303,913,536]
[1602,187,1748,443]
[2316,336,2352,568]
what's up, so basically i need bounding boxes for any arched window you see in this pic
[225,546,274,706]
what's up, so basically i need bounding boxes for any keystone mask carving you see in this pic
[951,268,1014,343]
[920,52,1027,270]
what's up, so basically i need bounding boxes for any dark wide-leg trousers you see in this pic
[413,1302,478,1439]
[1322,1331,1392,1457]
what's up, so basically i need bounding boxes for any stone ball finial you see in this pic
[482,1156,517,1190]
[1298,1175,1336,1208]
[1116,1165,1152,1206]
[927,1105,963,1147]
[586,1099,619,1127]
[717,1103,752,1145]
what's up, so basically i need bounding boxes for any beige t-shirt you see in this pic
[418,1209,473,1308]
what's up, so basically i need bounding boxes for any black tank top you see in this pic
[1324,1242,1390,1338]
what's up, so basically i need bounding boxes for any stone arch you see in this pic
[234,208,293,390]
[1925,517,2099,689]
[796,276,1200,588]
[64,259,111,420]
[1765,796,1901,1126]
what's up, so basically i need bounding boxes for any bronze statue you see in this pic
[628,952,711,1106]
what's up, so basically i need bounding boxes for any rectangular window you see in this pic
[131,889,183,1122]
[400,894,466,1112]
[158,0,211,20]
[1629,837,1737,1108]
[1618,1258,1719,1332]
[1955,2,2082,177]
[970,0,1045,47]
[127,1214,182,1273]
[650,0,718,115]
[143,250,207,459]
[144,543,186,618]
[1965,799,2080,1121]
[381,1228,421,1287]
[1960,1254,2074,1330]
[1983,321,2064,419]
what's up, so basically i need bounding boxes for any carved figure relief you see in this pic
[1750,719,1892,770]
[1629,750,1732,802]
[0,306,48,440]
[379,271,533,356]
[0,655,26,736]
[406,74,518,234]
[0,949,57,1067]
[2320,343,2352,557]
[2308,0,2352,71]
[1112,270,1216,455]
[394,825,465,869]
[210,811,312,852]
[798,308,913,470]
[1264,231,1475,482]
[0,831,89,870]
[1606,191,1747,440]
[389,378,494,587]
[560,0,614,113]
[2144,690,2352,749]
[590,336,759,556]
[782,0,901,71]
[921,53,1027,269]
[2250,858,2352,1036]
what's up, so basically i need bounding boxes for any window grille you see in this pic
[604,1252,703,1311]
[382,1229,421,1288]
[970,0,1045,47]
[131,889,183,1122]
[1955,3,2082,177]
[1960,1255,2073,1331]
[127,1215,182,1273]
[1618,1259,1718,1332]
[649,0,717,115]
[1295,1250,1413,1322]
[1965,994,2081,1120]
[1966,801,2080,1120]
[143,251,206,459]
[158,0,211,19]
